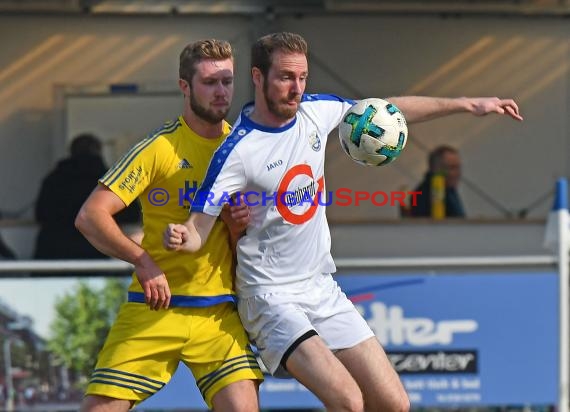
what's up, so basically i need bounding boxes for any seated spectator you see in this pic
[408,145,466,218]
[0,212,18,279]
[33,134,140,262]
[0,230,16,260]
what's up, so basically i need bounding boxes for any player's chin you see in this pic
[278,103,298,118]
[212,102,230,111]
[211,108,230,122]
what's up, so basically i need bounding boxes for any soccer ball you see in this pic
[338,98,408,167]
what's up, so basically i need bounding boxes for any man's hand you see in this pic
[469,97,523,121]
[220,195,250,239]
[163,223,189,251]
[134,253,171,310]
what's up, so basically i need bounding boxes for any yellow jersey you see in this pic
[100,116,235,306]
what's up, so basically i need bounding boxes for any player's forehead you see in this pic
[194,58,234,79]
[269,51,308,75]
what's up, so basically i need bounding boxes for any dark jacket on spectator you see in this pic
[34,154,140,259]
[408,172,466,218]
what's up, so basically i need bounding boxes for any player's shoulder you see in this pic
[137,117,184,152]
[299,94,355,117]
[150,117,184,141]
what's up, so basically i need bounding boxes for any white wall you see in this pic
[0,13,568,227]
[288,15,569,221]
[330,219,548,258]
[0,14,255,217]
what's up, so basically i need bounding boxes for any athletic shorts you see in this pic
[237,273,374,377]
[85,302,263,409]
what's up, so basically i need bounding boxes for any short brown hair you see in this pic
[70,133,102,157]
[429,145,459,171]
[251,32,308,77]
[179,39,233,83]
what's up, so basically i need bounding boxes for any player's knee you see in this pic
[210,380,259,412]
[346,394,365,412]
[80,395,132,412]
[363,387,410,412]
[400,396,411,412]
[388,393,410,412]
[327,391,364,412]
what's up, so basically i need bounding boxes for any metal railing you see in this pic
[335,255,557,268]
[0,254,558,276]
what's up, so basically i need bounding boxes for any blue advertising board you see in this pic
[138,272,559,410]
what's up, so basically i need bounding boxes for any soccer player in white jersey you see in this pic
[164,32,523,411]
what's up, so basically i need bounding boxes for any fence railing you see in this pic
[0,255,559,275]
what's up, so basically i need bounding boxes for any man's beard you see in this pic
[263,81,300,120]
[190,94,229,124]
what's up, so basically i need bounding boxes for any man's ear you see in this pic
[252,67,262,88]
[178,78,190,97]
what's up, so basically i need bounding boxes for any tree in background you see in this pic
[48,278,128,386]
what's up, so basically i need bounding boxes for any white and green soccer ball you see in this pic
[338,98,408,167]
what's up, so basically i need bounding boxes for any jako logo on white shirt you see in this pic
[356,302,478,346]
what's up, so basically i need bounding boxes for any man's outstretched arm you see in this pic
[387,96,523,124]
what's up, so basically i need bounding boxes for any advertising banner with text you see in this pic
[140,272,559,410]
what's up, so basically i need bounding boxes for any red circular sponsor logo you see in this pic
[276,164,324,225]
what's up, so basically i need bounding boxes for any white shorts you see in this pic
[237,273,374,377]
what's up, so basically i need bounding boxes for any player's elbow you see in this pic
[74,207,87,234]
[74,204,93,236]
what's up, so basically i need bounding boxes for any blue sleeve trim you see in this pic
[128,291,237,307]
[301,93,355,105]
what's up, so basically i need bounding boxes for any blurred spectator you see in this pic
[0,233,16,259]
[24,386,36,406]
[33,134,141,261]
[0,211,17,259]
[407,145,466,218]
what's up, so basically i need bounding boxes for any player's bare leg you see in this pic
[336,337,410,412]
[285,334,364,412]
[211,379,260,412]
[80,395,132,412]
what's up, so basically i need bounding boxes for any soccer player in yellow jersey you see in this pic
[75,39,263,411]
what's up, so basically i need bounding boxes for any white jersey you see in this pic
[192,94,355,298]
